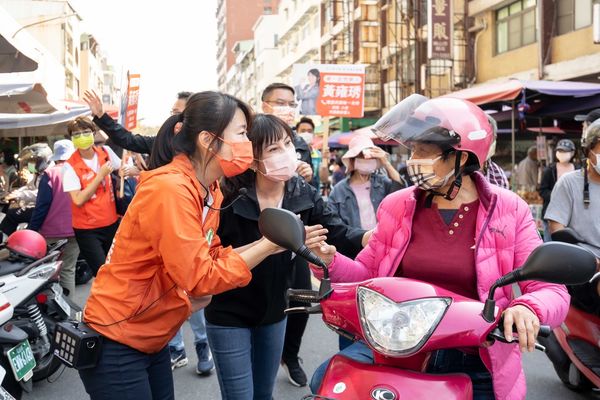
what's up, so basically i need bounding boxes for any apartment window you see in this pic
[264,6,272,14]
[66,35,74,54]
[496,0,536,54]
[65,71,73,89]
[557,0,592,35]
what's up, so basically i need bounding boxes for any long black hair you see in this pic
[159,91,253,168]
[147,114,179,170]
[221,114,293,201]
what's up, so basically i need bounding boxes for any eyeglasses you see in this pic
[71,130,94,139]
[265,100,298,108]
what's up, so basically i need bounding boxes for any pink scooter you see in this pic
[258,208,598,400]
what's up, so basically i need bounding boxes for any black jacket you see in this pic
[293,135,312,166]
[539,164,558,217]
[539,163,578,216]
[93,113,155,155]
[205,176,365,327]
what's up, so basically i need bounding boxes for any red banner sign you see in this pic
[124,74,140,130]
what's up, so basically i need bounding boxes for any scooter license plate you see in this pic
[52,284,71,317]
[7,340,35,382]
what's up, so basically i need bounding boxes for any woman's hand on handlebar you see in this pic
[310,241,336,267]
[502,305,540,353]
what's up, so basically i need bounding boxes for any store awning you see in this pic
[443,79,600,106]
[443,80,523,105]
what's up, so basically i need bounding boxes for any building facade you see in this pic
[216,0,281,91]
[254,14,283,107]
[320,0,382,118]
[276,0,321,83]
[79,33,103,97]
[469,0,600,83]
[1,0,82,99]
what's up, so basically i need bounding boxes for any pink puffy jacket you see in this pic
[320,172,570,400]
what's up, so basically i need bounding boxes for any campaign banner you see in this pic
[292,63,365,118]
[123,73,140,130]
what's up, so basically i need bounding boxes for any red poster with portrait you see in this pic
[292,64,365,118]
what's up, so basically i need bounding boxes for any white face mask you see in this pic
[354,158,378,175]
[269,106,296,126]
[298,132,314,145]
[406,156,454,190]
[555,151,573,163]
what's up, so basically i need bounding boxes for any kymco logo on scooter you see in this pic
[371,387,396,400]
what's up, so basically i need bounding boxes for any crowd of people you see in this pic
[0,85,597,400]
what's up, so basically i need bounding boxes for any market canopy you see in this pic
[443,79,600,106]
[0,11,40,74]
[0,83,57,114]
[0,100,90,137]
[0,83,92,137]
[0,34,37,73]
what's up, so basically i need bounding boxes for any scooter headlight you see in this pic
[357,287,450,356]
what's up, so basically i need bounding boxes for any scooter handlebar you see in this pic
[537,325,552,338]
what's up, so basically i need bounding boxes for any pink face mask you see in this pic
[258,147,297,182]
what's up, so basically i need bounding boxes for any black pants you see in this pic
[74,221,119,276]
[282,260,312,363]
[0,207,34,235]
[79,338,173,400]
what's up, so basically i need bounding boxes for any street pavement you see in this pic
[24,281,599,400]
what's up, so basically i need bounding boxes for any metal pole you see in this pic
[12,13,78,39]
[511,100,516,174]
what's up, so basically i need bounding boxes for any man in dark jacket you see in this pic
[82,90,191,155]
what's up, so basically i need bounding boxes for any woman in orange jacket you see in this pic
[79,92,282,400]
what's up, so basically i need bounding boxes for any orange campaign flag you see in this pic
[125,74,141,130]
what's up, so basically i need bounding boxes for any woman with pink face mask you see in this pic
[328,136,405,232]
[204,114,369,399]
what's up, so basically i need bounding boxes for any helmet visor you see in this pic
[372,94,461,150]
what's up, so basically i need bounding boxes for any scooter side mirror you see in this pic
[516,242,597,285]
[258,208,331,290]
[258,208,329,269]
[482,242,598,322]
[551,228,586,245]
[258,208,305,252]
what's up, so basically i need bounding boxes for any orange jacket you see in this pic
[83,154,251,353]
[68,147,118,230]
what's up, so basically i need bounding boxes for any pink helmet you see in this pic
[372,95,494,168]
[7,230,47,260]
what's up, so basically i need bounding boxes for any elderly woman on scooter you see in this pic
[310,96,570,400]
